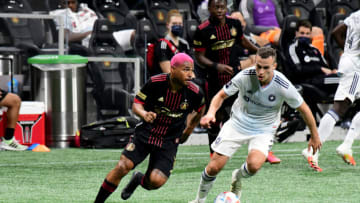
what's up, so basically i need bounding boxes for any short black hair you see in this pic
[296,20,312,31]
[208,0,228,8]
[257,47,277,59]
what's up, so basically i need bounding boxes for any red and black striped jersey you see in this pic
[134,74,205,148]
[193,16,245,95]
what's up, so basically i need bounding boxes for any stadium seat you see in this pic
[91,0,130,19]
[327,0,359,18]
[0,0,56,99]
[278,15,334,122]
[88,19,134,120]
[278,15,299,75]
[184,18,199,48]
[282,0,324,28]
[326,13,347,69]
[188,0,202,23]
[144,0,178,38]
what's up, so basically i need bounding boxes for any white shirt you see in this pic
[223,67,303,135]
[344,10,360,56]
[50,4,98,47]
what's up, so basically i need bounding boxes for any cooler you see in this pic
[0,101,45,146]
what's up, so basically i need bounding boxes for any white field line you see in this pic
[1,146,359,167]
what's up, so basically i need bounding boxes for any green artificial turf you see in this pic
[0,140,359,203]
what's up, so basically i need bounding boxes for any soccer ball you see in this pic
[214,191,240,203]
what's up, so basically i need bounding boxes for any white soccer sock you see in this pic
[318,110,339,144]
[342,112,360,149]
[239,162,253,178]
[195,168,216,202]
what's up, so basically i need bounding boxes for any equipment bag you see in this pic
[80,116,140,148]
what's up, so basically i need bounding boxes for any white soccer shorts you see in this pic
[211,121,274,157]
[335,54,360,103]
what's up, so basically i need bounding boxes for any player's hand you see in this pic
[321,67,333,75]
[200,114,216,129]
[308,135,322,155]
[143,111,157,123]
[217,64,234,75]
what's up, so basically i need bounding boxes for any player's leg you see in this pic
[337,110,360,166]
[121,140,178,199]
[190,152,229,203]
[0,90,27,151]
[303,58,357,170]
[231,133,270,198]
[95,139,148,203]
[190,121,242,203]
[94,155,134,203]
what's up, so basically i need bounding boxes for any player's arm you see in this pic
[195,51,234,75]
[66,29,92,42]
[132,102,157,123]
[200,89,228,128]
[331,23,347,49]
[240,35,258,53]
[296,101,322,154]
[180,107,206,144]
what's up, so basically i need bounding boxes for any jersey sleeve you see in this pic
[193,27,207,52]
[283,82,304,109]
[223,72,242,96]
[134,80,153,105]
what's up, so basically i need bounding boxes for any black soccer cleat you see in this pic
[121,171,144,200]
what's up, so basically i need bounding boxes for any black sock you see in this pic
[4,128,14,140]
[94,179,118,203]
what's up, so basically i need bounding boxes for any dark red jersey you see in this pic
[134,74,205,148]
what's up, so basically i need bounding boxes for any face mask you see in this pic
[298,37,311,45]
[171,25,183,37]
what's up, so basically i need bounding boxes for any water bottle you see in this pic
[7,78,18,94]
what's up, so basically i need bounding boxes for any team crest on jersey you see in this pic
[180,100,189,110]
[230,27,237,37]
[210,34,216,39]
[268,94,276,101]
[125,143,135,151]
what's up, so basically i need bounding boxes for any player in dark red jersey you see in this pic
[193,0,258,157]
[94,53,206,202]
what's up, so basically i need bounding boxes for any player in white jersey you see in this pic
[302,10,360,168]
[189,47,321,203]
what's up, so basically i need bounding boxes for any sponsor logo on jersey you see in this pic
[211,39,235,51]
[225,81,232,88]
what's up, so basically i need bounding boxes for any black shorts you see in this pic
[122,136,179,177]
[0,89,8,102]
